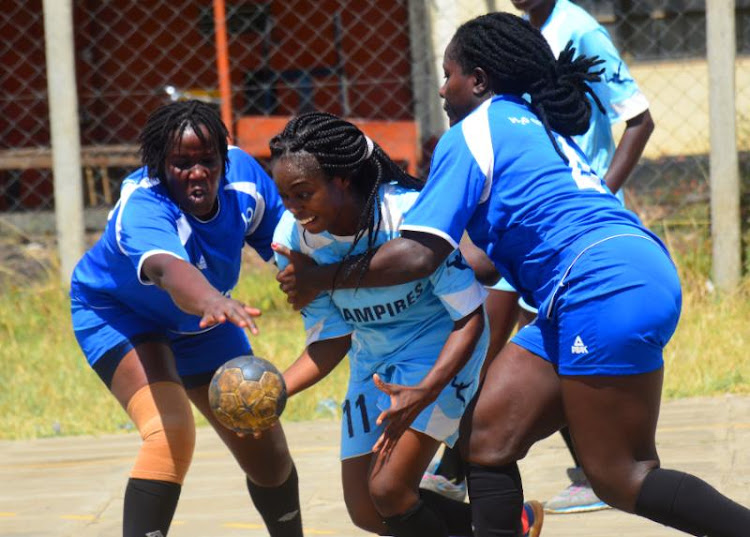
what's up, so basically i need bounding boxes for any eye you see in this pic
[201,158,219,168]
[297,192,312,201]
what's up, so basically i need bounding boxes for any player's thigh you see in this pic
[460,342,564,467]
[483,287,520,362]
[109,341,181,407]
[186,382,293,487]
[341,454,387,534]
[561,369,663,511]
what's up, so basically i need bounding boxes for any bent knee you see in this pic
[584,460,658,511]
[127,382,196,484]
[368,476,417,517]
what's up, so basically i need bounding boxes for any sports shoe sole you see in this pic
[544,501,610,514]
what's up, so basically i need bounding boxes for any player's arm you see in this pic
[274,231,453,310]
[604,109,654,194]
[459,234,499,286]
[283,336,352,397]
[373,304,485,453]
[142,253,260,332]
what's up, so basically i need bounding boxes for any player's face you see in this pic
[164,125,222,219]
[272,153,359,236]
[440,42,486,126]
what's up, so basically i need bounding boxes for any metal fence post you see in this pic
[707,0,741,290]
[43,0,84,287]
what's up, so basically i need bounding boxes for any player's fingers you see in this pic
[373,374,391,394]
[242,306,262,317]
[271,243,292,259]
[375,408,391,427]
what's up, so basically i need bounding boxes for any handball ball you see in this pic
[208,355,287,434]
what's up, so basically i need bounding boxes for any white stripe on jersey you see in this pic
[461,99,494,203]
[176,215,192,245]
[224,181,267,236]
[115,177,159,255]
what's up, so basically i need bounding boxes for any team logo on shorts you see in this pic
[571,335,588,355]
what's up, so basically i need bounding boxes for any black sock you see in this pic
[559,426,581,467]
[420,488,473,536]
[467,462,523,537]
[245,464,303,537]
[434,445,467,483]
[383,500,449,537]
[635,468,750,537]
[123,478,181,537]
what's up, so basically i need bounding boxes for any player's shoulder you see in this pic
[273,210,298,243]
[225,145,268,185]
[555,0,601,34]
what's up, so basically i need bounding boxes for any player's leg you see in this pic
[175,323,302,537]
[71,299,192,537]
[459,340,564,537]
[560,234,750,535]
[421,285,519,499]
[564,370,750,535]
[342,454,390,534]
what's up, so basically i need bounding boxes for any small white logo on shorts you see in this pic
[196,255,207,270]
[571,336,588,354]
[145,531,164,537]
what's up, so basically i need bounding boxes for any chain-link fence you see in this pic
[1,1,748,276]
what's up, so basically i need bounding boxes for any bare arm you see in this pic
[372,305,485,453]
[274,231,454,310]
[142,253,261,331]
[459,234,499,286]
[604,109,654,194]
[283,335,352,397]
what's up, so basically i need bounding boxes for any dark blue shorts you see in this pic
[512,234,682,376]
[71,297,252,388]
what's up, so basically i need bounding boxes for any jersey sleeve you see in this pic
[272,212,352,344]
[429,249,487,321]
[116,186,188,285]
[227,148,285,262]
[578,28,649,124]
[400,126,488,248]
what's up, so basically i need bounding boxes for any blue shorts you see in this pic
[512,234,682,376]
[71,296,252,388]
[339,346,484,460]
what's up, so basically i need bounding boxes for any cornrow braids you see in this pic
[451,12,605,163]
[269,112,423,288]
[138,100,229,181]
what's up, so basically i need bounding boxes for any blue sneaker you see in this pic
[544,467,610,514]
[419,460,467,502]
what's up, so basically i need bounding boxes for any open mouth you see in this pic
[297,216,316,225]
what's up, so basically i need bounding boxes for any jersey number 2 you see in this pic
[557,135,606,194]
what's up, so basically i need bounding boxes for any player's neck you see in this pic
[528,0,556,29]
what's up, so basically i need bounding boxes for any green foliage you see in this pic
[0,249,747,440]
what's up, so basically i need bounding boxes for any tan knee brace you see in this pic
[126,381,196,485]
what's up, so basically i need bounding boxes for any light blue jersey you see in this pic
[71,146,284,336]
[274,182,488,455]
[274,182,488,383]
[537,0,649,187]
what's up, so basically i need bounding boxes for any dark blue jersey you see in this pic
[71,146,284,334]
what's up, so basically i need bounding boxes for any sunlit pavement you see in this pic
[1,395,748,536]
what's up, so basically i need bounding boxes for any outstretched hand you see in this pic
[372,373,436,455]
[272,243,319,310]
[199,295,261,333]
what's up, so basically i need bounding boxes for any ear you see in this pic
[472,67,491,97]
[331,175,351,190]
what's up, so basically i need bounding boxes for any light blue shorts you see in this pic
[339,347,485,460]
[71,296,252,387]
[512,234,682,376]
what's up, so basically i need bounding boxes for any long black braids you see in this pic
[138,100,229,180]
[450,12,605,163]
[269,112,423,288]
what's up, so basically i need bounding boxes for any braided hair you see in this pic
[138,100,229,181]
[269,112,423,287]
[450,12,605,162]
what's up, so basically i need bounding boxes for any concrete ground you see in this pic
[1,394,748,537]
